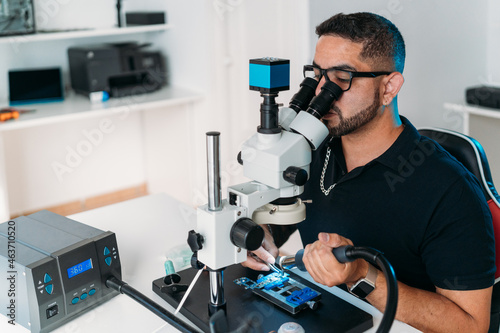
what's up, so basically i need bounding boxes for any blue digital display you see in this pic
[67,258,93,279]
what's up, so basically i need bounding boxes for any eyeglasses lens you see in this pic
[304,67,351,91]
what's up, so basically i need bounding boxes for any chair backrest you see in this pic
[418,127,500,280]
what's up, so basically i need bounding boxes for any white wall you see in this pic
[487,0,500,83]
[308,0,490,131]
[149,0,312,209]
[190,0,311,208]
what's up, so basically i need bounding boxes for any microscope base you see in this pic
[152,264,373,333]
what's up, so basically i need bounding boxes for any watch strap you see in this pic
[365,263,378,285]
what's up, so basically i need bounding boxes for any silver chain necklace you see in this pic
[320,146,336,196]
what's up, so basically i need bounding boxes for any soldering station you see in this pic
[0,57,398,333]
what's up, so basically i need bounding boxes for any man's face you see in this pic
[313,35,384,137]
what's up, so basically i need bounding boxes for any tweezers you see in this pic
[266,262,284,275]
[250,253,284,275]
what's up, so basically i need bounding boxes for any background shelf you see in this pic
[0,86,202,131]
[0,24,171,44]
[443,102,500,120]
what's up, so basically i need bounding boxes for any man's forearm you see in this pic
[365,271,491,333]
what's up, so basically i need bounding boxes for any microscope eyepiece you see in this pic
[289,77,319,113]
[306,81,343,119]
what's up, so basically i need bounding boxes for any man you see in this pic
[244,12,495,332]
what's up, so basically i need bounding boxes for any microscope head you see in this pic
[241,58,343,226]
[230,58,340,226]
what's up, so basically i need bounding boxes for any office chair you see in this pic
[418,127,500,333]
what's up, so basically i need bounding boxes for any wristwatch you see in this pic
[349,263,378,299]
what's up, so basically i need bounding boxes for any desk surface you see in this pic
[0,193,420,333]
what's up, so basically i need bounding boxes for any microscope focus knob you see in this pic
[230,218,264,251]
[283,166,308,186]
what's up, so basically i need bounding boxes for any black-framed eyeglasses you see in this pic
[303,64,392,92]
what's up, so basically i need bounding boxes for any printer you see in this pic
[68,42,166,98]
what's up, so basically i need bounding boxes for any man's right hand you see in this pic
[241,224,279,271]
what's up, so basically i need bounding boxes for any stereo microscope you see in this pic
[187,57,342,316]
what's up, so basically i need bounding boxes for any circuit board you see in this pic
[234,272,321,314]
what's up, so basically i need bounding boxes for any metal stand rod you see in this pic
[206,132,222,211]
[205,132,226,316]
[209,271,225,308]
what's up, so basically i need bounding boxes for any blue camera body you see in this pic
[249,58,290,93]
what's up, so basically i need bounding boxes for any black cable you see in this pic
[295,246,398,333]
[106,276,200,333]
[348,247,398,333]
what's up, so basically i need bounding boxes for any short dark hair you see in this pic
[316,12,405,73]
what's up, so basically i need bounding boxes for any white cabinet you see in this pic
[443,102,500,188]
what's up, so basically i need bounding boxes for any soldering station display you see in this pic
[67,258,93,279]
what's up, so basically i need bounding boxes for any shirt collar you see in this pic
[327,116,421,172]
[376,116,421,171]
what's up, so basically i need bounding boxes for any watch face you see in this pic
[351,281,374,299]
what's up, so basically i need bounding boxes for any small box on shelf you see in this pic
[125,12,167,26]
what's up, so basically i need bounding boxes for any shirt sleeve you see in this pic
[420,172,495,290]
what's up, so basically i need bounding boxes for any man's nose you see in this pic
[315,76,327,96]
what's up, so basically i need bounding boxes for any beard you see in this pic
[324,88,381,137]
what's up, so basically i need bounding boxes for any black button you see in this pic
[46,305,58,319]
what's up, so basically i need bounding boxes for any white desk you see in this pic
[0,193,420,333]
[0,86,203,221]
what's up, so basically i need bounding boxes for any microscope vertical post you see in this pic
[206,132,222,212]
[209,271,225,314]
[205,132,226,315]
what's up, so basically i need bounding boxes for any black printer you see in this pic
[68,42,166,97]
[466,86,500,110]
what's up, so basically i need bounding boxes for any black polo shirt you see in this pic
[298,116,495,291]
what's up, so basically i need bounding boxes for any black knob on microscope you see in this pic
[230,218,264,251]
[283,166,308,186]
[187,230,204,252]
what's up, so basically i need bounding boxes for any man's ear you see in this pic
[381,72,404,105]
